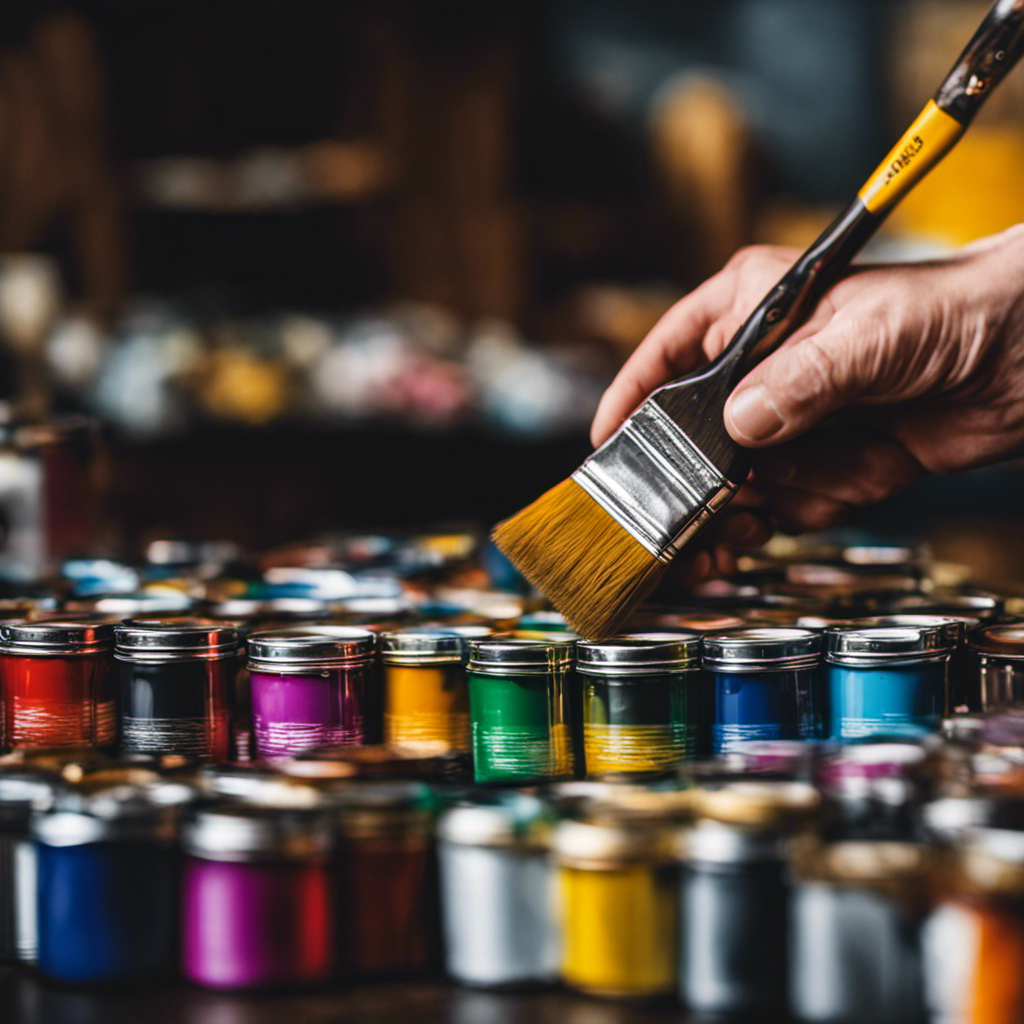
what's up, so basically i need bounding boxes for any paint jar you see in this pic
[679,781,820,1019]
[818,743,927,841]
[437,793,556,988]
[114,619,237,761]
[247,627,376,758]
[553,811,678,999]
[284,743,472,784]
[334,781,435,977]
[575,632,701,776]
[790,841,929,1023]
[825,624,952,741]
[380,627,483,752]
[467,637,576,784]
[0,620,117,750]
[33,783,180,983]
[924,827,1024,1024]
[971,624,1024,714]
[702,628,824,753]
[0,768,62,964]
[181,803,336,990]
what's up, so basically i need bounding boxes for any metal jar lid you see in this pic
[380,627,476,666]
[0,769,63,824]
[855,615,968,649]
[466,636,575,677]
[958,827,1024,893]
[690,780,821,829]
[575,632,701,677]
[0,619,115,656]
[794,841,928,887]
[32,785,178,845]
[182,804,333,862]
[247,626,376,671]
[114,618,239,661]
[332,781,433,840]
[681,818,785,864]
[971,624,1024,660]
[825,624,952,666]
[889,592,1003,620]
[438,793,549,849]
[287,743,471,783]
[701,627,822,672]
[551,816,675,868]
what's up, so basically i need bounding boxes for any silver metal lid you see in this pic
[855,615,967,649]
[576,631,701,676]
[825,624,952,665]
[682,818,784,864]
[182,804,333,861]
[971,624,1024,660]
[32,784,180,845]
[0,618,114,656]
[247,626,376,670]
[0,769,62,821]
[702,627,822,672]
[551,817,675,867]
[114,619,239,661]
[438,793,548,848]
[380,627,479,665]
[467,636,575,676]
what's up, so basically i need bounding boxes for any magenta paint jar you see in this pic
[181,803,336,990]
[247,628,376,759]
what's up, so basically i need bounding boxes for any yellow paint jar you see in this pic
[380,627,489,752]
[553,814,678,999]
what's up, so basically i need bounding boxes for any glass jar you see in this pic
[33,782,180,983]
[679,781,820,1019]
[437,793,555,988]
[825,624,953,741]
[247,627,376,758]
[115,619,237,761]
[971,624,1024,713]
[553,812,678,999]
[575,632,701,776]
[0,619,117,750]
[0,767,62,964]
[925,827,1024,1024]
[467,637,576,784]
[333,782,435,977]
[790,841,929,1023]
[380,626,490,753]
[702,628,824,753]
[181,803,336,990]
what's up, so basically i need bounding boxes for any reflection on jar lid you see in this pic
[115,619,239,660]
[467,636,575,676]
[0,618,115,656]
[971,624,1024,659]
[576,632,700,675]
[825,624,952,665]
[247,627,376,670]
[702,627,821,672]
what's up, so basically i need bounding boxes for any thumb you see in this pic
[723,323,876,447]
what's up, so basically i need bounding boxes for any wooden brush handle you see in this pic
[713,0,1024,390]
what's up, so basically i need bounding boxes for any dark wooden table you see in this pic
[0,970,695,1024]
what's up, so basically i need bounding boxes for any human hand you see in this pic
[592,224,1024,578]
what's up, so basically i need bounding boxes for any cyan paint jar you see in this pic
[825,625,952,741]
[702,628,823,754]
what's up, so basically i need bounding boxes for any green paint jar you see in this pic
[576,632,701,777]
[467,637,577,784]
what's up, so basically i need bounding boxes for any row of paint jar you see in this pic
[438,781,1024,1024]
[0,768,440,988]
[5,617,1024,780]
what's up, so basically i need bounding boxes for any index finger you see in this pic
[590,269,735,446]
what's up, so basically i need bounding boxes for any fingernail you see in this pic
[728,385,784,442]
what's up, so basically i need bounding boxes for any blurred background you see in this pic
[1,0,1024,584]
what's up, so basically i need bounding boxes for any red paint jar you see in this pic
[0,620,116,750]
[334,782,436,978]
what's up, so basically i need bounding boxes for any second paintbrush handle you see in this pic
[710,0,1024,390]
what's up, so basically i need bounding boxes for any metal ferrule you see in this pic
[572,401,738,561]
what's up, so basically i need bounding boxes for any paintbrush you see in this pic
[494,0,1024,640]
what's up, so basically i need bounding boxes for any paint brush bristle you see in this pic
[492,477,669,640]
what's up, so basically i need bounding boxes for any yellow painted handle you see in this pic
[857,100,964,215]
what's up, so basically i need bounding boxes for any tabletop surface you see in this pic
[0,971,709,1024]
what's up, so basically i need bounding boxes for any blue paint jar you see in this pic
[702,628,824,754]
[825,624,952,741]
[33,782,180,984]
